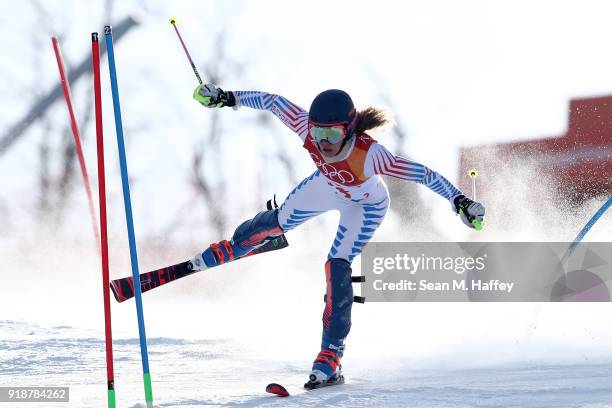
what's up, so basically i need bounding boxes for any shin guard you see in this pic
[321,258,353,356]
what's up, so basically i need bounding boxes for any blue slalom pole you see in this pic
[562,195,612,263]
[104,25,154,407]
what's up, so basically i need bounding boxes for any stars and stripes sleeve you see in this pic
[365,143,463,202]
[233,91,309,142]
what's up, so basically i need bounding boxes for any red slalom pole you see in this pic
[92,32,116,408]
[51,36,100,253]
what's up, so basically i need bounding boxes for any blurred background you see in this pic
[1,0,611,396]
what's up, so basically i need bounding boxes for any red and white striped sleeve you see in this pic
[234,91,309,141]
[365,143,463,202]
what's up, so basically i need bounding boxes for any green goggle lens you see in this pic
[311,126,345,144]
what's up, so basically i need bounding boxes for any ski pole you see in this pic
[464,168,483,230]
[169,18,203,84]
[467,168,478,201]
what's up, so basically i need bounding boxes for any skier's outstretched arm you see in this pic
[365,143,486,229]
[193,84,309,141]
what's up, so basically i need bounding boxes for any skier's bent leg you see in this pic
[190,209,283,270]
[312,258,353,380]
[232,208,284,256]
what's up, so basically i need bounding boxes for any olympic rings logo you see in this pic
[310,153,356,184]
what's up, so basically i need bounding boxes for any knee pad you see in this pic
[232,209,283,252]
[323,258,353,342]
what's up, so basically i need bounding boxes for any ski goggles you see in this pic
[310,125,347,144]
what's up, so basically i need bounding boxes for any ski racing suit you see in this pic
[193,91,464,367]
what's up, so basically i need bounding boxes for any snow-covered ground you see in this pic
[3,319,612,407]
[0,319,611,408]
[3,216,612,407]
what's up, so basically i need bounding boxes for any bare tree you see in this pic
[188,30,239,237]
[0,15,138,158]
[359,65,436,232]
[37,120,52,221]
[0,198,10,233]
[255,111,300,186]
[0,3,138,237]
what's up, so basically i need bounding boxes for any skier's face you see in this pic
[309,123,347,158]
[318,139,344,157]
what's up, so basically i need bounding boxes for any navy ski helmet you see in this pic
[308,89,358,139]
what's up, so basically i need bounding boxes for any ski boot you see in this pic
[189,239,237,271]
[304,349,345,390]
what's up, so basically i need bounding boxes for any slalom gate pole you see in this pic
[92,32,116,408]
[524,194,612,339]
[562,195,612,264]
[169,18,203,84]
[51,36,101,253]
[104,25,154,407]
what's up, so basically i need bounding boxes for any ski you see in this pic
[265,383,289,397]
[304,374,345,390]
[110,234,289,302]
[265,374,345,398]
[110,259,193,303]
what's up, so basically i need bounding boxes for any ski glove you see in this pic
[193,83,236,108]
[453,195,485,230]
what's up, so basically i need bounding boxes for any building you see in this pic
[459,95,612,203]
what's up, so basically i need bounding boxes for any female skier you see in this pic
[189,84,485,388]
